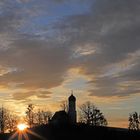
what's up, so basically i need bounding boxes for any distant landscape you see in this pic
[0,94,140,140]
[1,124,140,140]
[0,0,140,139]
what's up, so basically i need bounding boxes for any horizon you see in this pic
[0,0,140,129]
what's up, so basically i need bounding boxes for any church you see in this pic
[50,94,77,125]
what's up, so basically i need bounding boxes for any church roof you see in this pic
[51,110,69,125]
[52,111,68,119]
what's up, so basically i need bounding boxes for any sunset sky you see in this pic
[0,0,140,128]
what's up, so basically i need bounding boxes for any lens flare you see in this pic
[17,124,28,131]
[9,123,45,140]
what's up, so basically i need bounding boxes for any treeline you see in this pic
[25,104,52,128]
[0,104,52,133]
[0,101,139,133]
[0,101,108,133]
[128,112,140,130]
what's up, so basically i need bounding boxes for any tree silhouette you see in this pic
[36,109,44,125]
[0,106,5,133]
[60,100,68,112]
[79,101,107,126]
[5,110,18,132]
[26,104,34,128]
[128,112,140,130]
[42,111,52,124]
[35,109,52,125]
[0,107,18,133]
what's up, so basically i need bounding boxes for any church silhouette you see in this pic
[50,94,77,125]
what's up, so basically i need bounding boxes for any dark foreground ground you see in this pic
[0,124,140,140]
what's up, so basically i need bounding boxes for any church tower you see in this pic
[68,92,77,124]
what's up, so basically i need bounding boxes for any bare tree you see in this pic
[42,111,52,124]
[0,107,18,133]
[33,106,53,126]
[79,101,107,126]
[128,112,140,130]
[26,104,34,128]
[5,111,18,132]
[35,110,52,125]
[60,100,68,112]
[0,106,5,133]
[35,109,44,125]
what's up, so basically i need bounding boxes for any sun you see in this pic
[10,123,45,140]
[17,123,28,131]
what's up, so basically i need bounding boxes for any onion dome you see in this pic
[68,94,76,101]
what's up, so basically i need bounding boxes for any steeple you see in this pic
[68,93,76,102]
[68,91,77,124]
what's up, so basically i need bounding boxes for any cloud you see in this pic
[52,0,140,97]
[0,38,74,89]
[12,90,52,100]
[0,0,139,101]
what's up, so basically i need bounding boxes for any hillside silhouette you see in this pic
[0,94,140,140]
[0,124,140,140]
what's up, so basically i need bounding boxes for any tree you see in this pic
[128,112,140,130]
[60,100,68,112]
[36,109,44,125]
[79,101,107,126]
[5,111,18,132]
[0,106,5,133]
[26,104,34,128]
[35,109,52,125]
[0,107,18,133]
[42,111,52,124]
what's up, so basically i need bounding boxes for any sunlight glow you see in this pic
[17,124,28,131]
[9,123,45,140]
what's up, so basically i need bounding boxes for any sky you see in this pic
[0,0,140,128]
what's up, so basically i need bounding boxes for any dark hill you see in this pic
[1,124,140,140]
